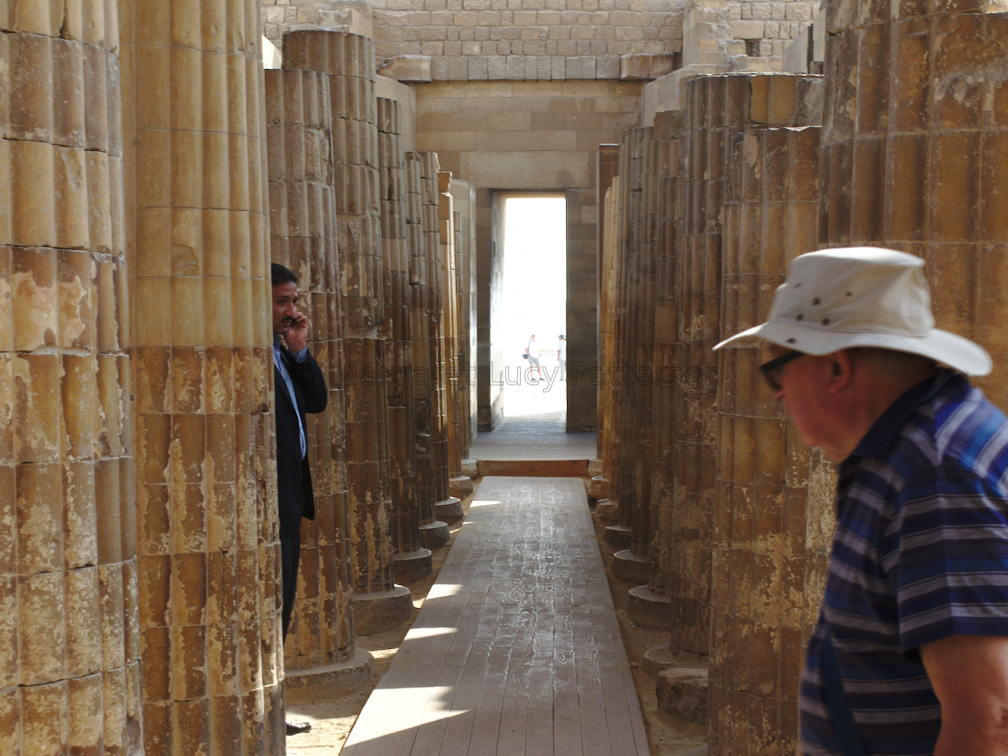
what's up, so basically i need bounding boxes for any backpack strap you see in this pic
[820,635,868,756]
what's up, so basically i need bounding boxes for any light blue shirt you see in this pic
[273,340,309,459]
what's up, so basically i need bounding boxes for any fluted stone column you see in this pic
[284,30,412,635]
[623,114,688,635]
[595,171,622,518]
[1,4,141,752]
[643,109,687,643]
[438,172,471,500]
[406,152,444,532]
[708,107,824,753]
[658,74,825,731]
[820,0,1008,408]
[378,98,435,585]
[421,154,461,525]
[601,136,637,552]
[119,0,283,751]
[264,69,368,690]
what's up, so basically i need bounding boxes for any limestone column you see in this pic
[284,30,412,635]
[264,69,365,688]
[601,133,637,552]
[378,98,435,585]
[119,0,283,751]
[644,108,687,621]
[438,172,471,501]
[1,4,141,752]
[709,113,823,754]
[421,154,462,525]
[623,114,688,636]
[406,152,441,532]
[820,0,1008,408]
[594,171,622,515]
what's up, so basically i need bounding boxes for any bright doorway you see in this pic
[501,195,567,418]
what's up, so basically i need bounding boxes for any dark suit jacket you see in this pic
[274,339,328,538]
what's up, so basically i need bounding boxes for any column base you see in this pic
[587,475,610,500]
[419,519,450,549]
[656,664,709,725]
[449,475,474,499]
[394,548,433,584]
[595,498,619,524]
[435,496,464,524]
[587,458,604,476]
[352,585,414,636]
[612,549,650,584]
[626,584,671,630]
[461,457,479,477]
[604,523,631,549]
[642,643,678,679]
[284,648,376,701]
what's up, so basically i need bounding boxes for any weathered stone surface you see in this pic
[657,666,709,725]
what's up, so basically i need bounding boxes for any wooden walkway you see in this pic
[341,476,649,756]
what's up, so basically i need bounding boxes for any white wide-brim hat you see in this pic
[714,247,992,376]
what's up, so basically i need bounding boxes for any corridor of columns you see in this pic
[8,1,1008,754]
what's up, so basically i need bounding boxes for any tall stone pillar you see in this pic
[119,0,283,751]
[264,68,365,688]
[421,154,462,525]
[709,98,824,753]
[1,4,141,752]
[646,108,687,614]
[438,172,472,501]
[378,98,435,585]
[820,0,1008,408]
[657,74,825,733]
[595,172,622,517]
[406,152,441,531]
[284,30,412,635]
[624,113,689,633]
[601,135,636,552]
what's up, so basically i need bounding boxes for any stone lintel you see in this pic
[620,53,677,81]
[377,55,433,82]
[352,586,415,635]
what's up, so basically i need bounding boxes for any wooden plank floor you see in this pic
[341,476,649,756]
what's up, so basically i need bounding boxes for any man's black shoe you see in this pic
[286,720,312,735]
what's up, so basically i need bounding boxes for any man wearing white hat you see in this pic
[716,247,1008,755]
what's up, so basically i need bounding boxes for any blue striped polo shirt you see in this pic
[800,369,1008,755]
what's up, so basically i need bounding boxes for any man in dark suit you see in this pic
[271,262,327,735]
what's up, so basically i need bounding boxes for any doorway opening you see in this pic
[501,194,567,419]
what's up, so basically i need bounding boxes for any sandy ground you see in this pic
[285,480,707,755]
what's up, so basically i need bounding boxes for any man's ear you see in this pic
[826,350,853,394]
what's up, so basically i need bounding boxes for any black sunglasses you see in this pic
[759,350,804,391]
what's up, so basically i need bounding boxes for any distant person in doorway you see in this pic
[557,334,567,381]
[715,247,1008,755]
[271,262,328,737]
[525,334,542,383]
